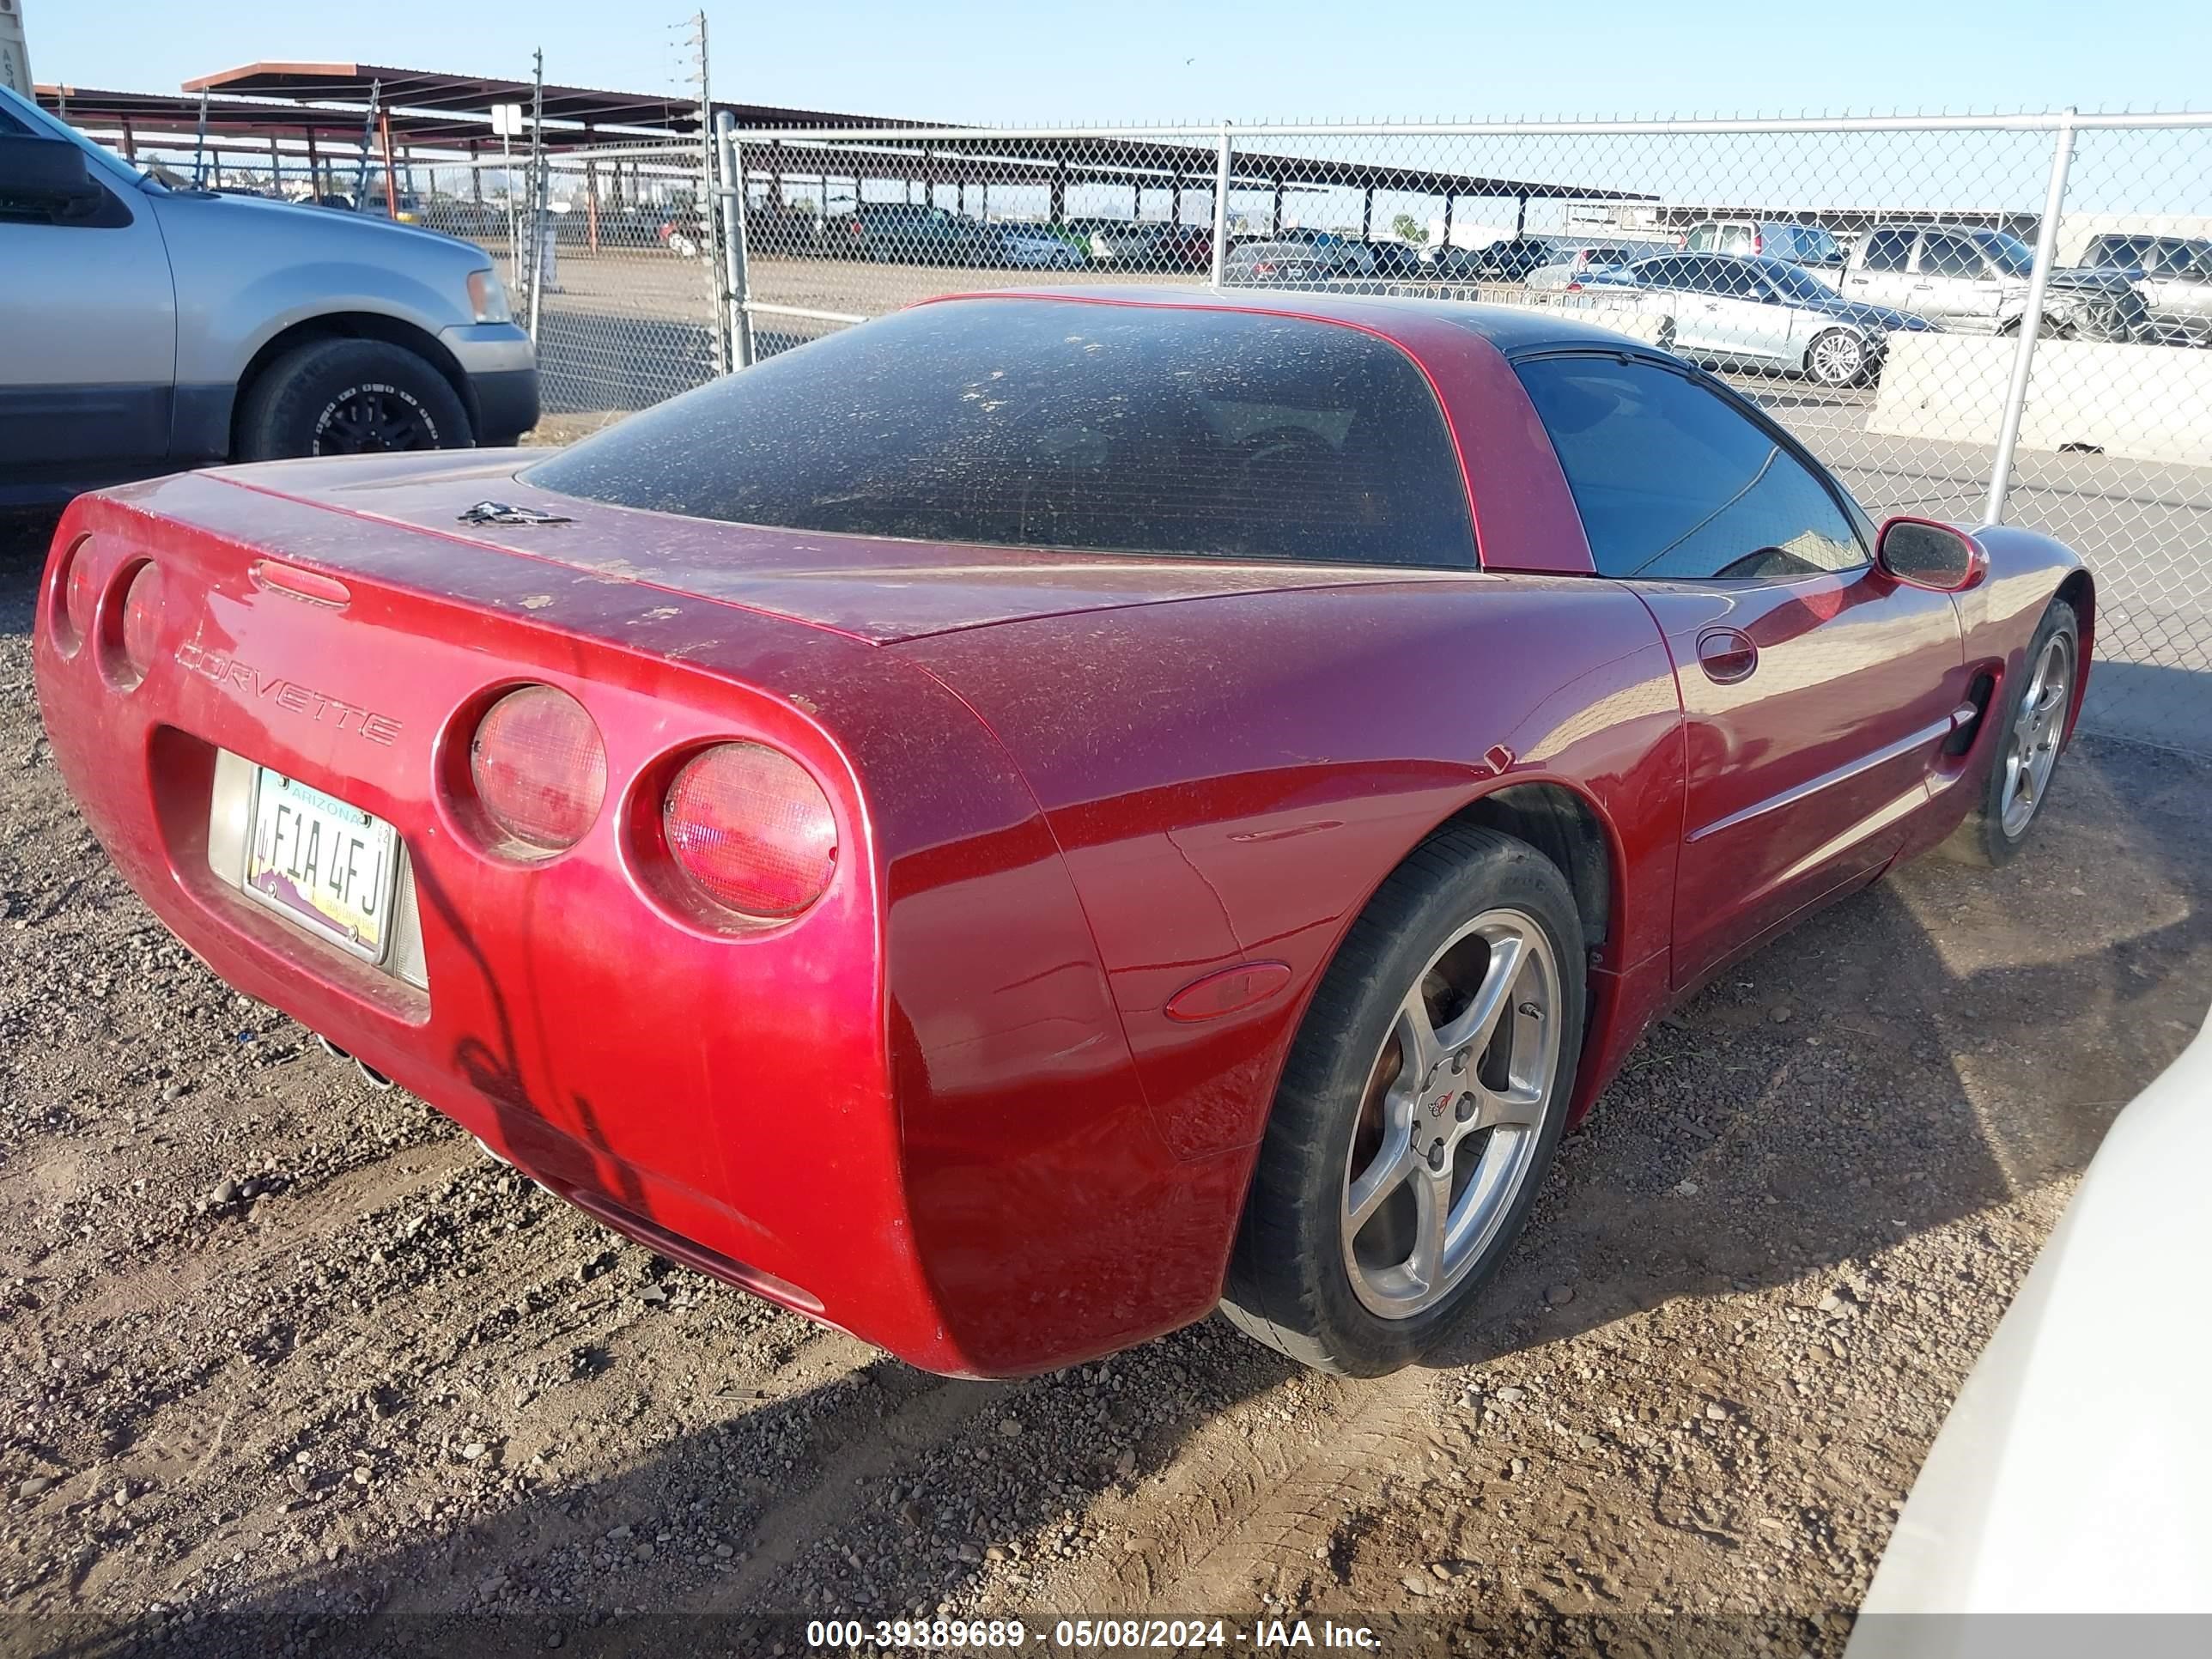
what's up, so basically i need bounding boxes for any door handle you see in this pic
[1696,627,1758,684]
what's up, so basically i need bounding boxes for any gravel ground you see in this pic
[1,507,2207,1658]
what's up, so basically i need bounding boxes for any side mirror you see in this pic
[0,135,105,222]
[1876,516,1987,592]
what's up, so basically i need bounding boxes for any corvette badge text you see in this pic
[175,639,403,746]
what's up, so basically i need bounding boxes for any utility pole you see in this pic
[684,11,726,374]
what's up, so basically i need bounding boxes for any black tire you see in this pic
[1221,825,1587,1376]
[234,338,471,462]
[1940,596,2081,868]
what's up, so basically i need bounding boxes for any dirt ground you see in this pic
[2,507,2207,1658]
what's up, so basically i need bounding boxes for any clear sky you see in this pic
[23,0,2212,125]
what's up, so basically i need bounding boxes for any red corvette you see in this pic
[34,288,2090,1378]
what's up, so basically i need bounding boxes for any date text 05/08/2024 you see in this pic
[804,1619,1382,1650]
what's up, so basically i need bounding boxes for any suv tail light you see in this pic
[1752,231,1765,253]
[467,685,606,853]
[660,742,836,920]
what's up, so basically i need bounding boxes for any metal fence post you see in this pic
[716,112,755,370]
[1983,108,2077,527]
[1209,121,1233,289]
[526,51,548,343]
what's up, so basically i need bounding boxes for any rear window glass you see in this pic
[525,300,1475,568]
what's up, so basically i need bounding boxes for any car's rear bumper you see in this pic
[32,477,1240,1377]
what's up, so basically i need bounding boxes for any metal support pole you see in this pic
[716,112,754,370]
[527,51,548,341]
[1441,191,1455,247]
[1984,108,2077,527]
[1362,186,1372,240]
[191,88,210,186]
[351,82,379,213]
[1208,123,1232,288]
[1270,177,1283,234]
[378,107,399,216]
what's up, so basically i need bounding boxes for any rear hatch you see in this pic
[191,448,1429,644]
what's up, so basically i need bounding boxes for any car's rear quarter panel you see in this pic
[896,574,1688,1190]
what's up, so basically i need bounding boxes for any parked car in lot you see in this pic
[1524,242,1670,293]
[994,222,1085,269]
[35,286,2093,1379]
[1085,220,1168,266]
[0,83,537,509]
[1223,240,1339,284]
[1844,223,2151,341]
[828,202,991,264]
[1852,1005,2212,1633]
[1358,238,1430,278]
[1267,228,1377,276]
[2081,231,2212,342]
[1424,234,1559,283]
[1577,252,1931,386]
[1154,223,1214,271]
[1683,219,1846,286]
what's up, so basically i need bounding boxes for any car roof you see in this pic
[918,283,1667,357]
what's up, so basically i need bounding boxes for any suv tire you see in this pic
[236,339,472,462]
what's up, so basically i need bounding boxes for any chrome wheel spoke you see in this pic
[1472,1078,1545,1133]
[1391,987,1443,1085]
[1407,1170,1451,1295]
[1346,1131,1415,1232]
[1436,932,1525,1059]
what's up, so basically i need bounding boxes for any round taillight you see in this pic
[468,685,606,853]
[121,562,164,681]
[63,546,100,649]
[660,743,837,919]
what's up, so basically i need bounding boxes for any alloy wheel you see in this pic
[1999,629,2074,838]
[1810,331,1864,386]
[1340,908,1562,1320]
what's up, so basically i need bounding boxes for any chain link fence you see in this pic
[88,109,2210,751]
[708,112,2212,755]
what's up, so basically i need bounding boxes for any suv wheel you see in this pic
[236,339,472,462]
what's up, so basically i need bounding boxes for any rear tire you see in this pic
[1940,596,2080,867]
[1221,825,1585,1376]
[235,339,471,462]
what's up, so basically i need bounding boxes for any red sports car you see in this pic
[34,289,2090,1379]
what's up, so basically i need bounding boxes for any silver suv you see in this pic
[0,85,537,509]
[1684,220,1845,286]
[1843,222,2150,343]
[2082,232,2212,342]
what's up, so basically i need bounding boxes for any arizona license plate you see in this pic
[242,769,400,963]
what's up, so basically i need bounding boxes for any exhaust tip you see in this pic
[355,1057,394,1091]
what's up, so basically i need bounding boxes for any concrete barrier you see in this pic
[1869,332,2212,468]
